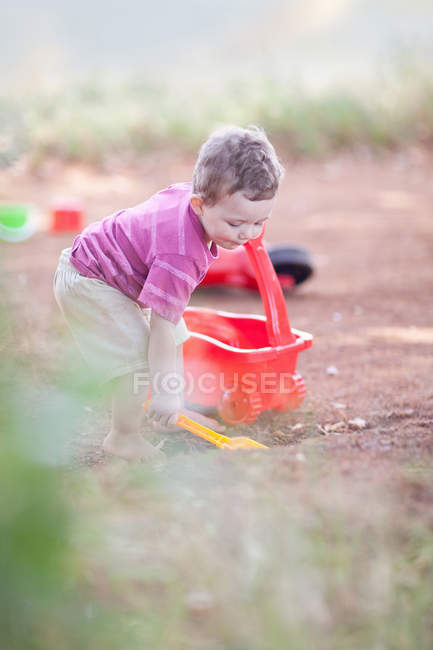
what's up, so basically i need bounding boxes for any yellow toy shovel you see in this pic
[143,401,267,450]
[176,413,268,450]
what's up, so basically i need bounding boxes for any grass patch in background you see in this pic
[1,63,433,167]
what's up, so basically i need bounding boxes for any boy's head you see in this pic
[190,125,284,249]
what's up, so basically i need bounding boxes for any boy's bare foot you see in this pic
[103,431,166,465]
[151,408,226,434]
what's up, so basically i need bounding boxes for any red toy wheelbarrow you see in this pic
[183,232,313,425]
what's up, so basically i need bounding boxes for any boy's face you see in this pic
[190,191,275,249]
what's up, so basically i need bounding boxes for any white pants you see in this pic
[53,248,189,383]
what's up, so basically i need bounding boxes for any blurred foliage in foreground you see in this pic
[1,64,433,167]
[1,284,432,649]
[0,298,137,649]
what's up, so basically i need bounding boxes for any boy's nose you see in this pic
[239,226,258,241]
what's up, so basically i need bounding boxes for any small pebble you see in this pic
[331,402,347,409]
[348,417,367,430]
[326,365,339,376]
[324,421,346,433]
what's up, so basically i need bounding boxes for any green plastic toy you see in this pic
[0,203,38,242]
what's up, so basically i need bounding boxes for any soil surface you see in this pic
[1,148,432,469]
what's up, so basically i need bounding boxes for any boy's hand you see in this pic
[149,393,182,429]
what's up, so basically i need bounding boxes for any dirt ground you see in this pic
[1,148,432,471]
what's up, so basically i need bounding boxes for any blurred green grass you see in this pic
[1,302,432,649]
[74,452,433,650]
[1,66,433,167]
[0,297,142,649]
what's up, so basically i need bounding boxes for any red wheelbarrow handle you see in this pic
[244,231,295,347]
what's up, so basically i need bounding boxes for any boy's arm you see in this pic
[148,312,183,428]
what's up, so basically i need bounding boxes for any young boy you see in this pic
[54,125,284,463]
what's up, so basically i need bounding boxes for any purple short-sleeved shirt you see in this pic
[70,182,218,324]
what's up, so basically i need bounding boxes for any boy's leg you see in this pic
[54,255,165,463]
[103,371,166,463]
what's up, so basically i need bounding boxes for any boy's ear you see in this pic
[190,195,204,216]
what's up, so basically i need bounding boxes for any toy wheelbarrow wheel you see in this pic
[274,373,306,412]
[267,245,314,286]
[218,387,262,425]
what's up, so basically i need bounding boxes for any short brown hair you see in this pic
[192,125,284,206]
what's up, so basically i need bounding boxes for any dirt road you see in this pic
[1,148,432,466]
